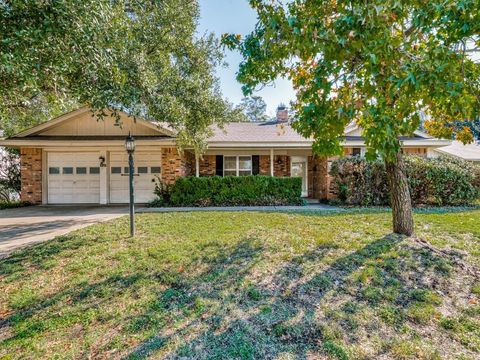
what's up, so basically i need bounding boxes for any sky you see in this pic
[197,0,295,116]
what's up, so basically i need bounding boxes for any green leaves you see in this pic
[1,0,232,152]
[230,0,480,161]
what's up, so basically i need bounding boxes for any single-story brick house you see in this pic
[0,106,451,205]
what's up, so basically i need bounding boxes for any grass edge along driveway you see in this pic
[1,209,479,359]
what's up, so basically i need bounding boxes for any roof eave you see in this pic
[0,138,176,148]
[207,139,451,148]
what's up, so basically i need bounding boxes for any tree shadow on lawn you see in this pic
[124,232,461,359]
[0,211,472,359]
[0,237,265,356]
[0,231,109,278]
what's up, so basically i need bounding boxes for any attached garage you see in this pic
[47,152,101,204]
[109,152,162,204]
[46,151,162,204]
[0,106,178,205]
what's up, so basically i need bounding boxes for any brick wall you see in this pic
[199,155,216,176]
[161,148,188,184]
[402,147,428,156]
[259,155,271,175]
[274,155,291,177]
[308,155,328,199]
[20,148,42,204]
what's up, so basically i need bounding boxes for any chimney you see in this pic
[276,104,289,123]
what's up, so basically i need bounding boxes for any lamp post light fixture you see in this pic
[125,133,136,237]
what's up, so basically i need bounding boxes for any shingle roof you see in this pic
[208,122,425,143]
[208,122,311,143]
[434,141,480,161]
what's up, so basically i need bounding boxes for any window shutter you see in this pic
[252,155,260,175]
[215,155,223,176]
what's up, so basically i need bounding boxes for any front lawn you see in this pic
[1,210,479,359]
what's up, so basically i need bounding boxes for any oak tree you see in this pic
[0,0,234,153]
[225,0,480,235]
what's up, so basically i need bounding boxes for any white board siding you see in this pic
[109,152,162,204]
[47,153,100,204]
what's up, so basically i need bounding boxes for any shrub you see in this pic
[330,155,480,206]
[150,175,303,207]
[0,149,20,201]
[0,201,32,210]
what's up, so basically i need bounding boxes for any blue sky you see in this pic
[197,0,295,116]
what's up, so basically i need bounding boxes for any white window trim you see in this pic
[223,155,253,176]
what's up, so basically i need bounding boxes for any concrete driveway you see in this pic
[0,205,127,257]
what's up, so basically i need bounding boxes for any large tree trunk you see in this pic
[384,151,414,236]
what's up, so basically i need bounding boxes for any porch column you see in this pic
[270,148,274,176]
[195,153,200,177]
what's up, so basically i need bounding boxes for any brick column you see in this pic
[198,155,216,176]
[259,155,271,175]
[308,155,328,199]
[161,148,188,184]
[273,155,291,177]
[20,148,42,204]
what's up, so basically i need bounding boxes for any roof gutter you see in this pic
[207,139,452,148]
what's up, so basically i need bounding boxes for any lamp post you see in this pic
[125,133,136,237]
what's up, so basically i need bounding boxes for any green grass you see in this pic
[0,209,479,359]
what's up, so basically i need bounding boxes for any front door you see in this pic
[291,158,308,197]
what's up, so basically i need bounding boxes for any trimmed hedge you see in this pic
[330,155,480,206]
[150,175,303,207]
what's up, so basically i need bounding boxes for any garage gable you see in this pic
[14,107,175,138]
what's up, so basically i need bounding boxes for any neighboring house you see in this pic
[432,140,480,162]
[0,106,451,205]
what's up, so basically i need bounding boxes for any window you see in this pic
[238,156,252,176]
[90,167,100,174]
[352,148,362,156]
[151,166,161,174]
[138,167,148,174]
[124,167,130,174]
[49,167,60,175]
[76,167,87,174]
[223,156,252,176]
[224,156,237,176]
[62,167,73,175]
[111,167,121,174]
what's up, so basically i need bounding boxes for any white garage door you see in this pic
[48,153,101,204]
[109,152,162,203]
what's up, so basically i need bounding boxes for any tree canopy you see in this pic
[224,0,479,235]
[0,0,234,151]
[236,96,269,122]
[224,0,479,160]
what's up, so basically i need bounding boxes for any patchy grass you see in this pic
[0,209,479,359]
